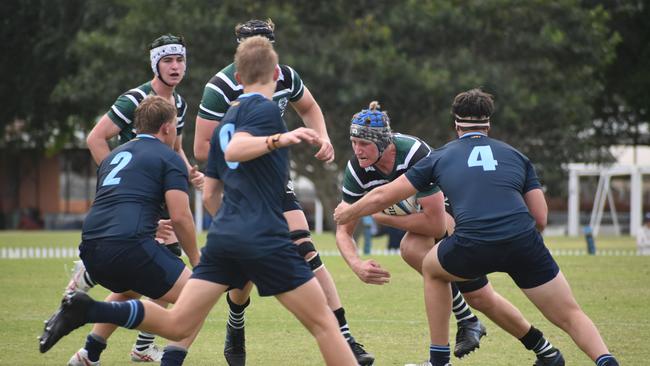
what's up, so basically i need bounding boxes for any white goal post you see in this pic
[567,163,650,237]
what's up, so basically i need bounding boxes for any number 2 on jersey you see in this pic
[467,145,498,171]
[102,151,133,186]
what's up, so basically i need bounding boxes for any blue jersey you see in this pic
[406,132,541,242]
[82,135,189,241]
[204,93,290,259]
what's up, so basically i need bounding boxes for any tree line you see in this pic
[1,0,648,214]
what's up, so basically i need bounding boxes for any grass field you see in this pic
[0,231,647,365]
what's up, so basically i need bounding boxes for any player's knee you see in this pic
[463,290,494,311]
[167,314,195,340]
[296,240,324,272]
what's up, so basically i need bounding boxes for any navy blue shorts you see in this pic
[191,244,313,296]
[79,238,185,299]
[282,179,303,212]
[437,229,560,289]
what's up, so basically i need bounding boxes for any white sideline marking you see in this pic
[0,247,643,259]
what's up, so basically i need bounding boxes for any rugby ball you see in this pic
[382,195,420,216]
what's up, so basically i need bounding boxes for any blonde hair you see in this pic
[134,96,176,134]
[235,36,278,85]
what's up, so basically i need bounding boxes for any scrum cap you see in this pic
[350,101,393,156]
[149,34,186,78]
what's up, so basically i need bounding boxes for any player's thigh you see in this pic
[170,278,228,327]
[423,242,467,282]
[275,278,333,330]
[521,271,581,322]
[158,266,192,304]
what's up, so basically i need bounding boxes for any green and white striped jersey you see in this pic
[106,81,187,144]
[198,63,305,121]
[341,134,440,204]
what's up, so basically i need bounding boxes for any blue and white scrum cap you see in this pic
[350,101,393,155]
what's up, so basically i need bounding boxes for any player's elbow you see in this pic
[86,129,103,148]
[170,211,193,231]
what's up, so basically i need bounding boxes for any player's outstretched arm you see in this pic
[165,189,200,267]
[335,206,390,285]
[372,192,447,238]
[225,128,320,162]
[202,176,224,217]
[290,87,334,163]
[194,116,219,163]
[524,188,548,232]
[334,175,417,225]
[86,114,121,165]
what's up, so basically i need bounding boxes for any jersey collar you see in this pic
[136,134,156,139]
[239,92,264,98]
[459,132,487,139]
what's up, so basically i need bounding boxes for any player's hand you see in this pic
[353,259,391,285]
[280,127,321,147]
[189,165,205,191]
[314,138,335,163]
[155,219,175,243]
[333,202,354,225]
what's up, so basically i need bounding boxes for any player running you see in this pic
[193,19,373,366]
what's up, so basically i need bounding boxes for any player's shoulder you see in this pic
[394,133,430,149]
[205,63,241,97]
[279,64,298,76]
[213,63,237,84]
[278,64,302,84]
[113,81,150,105]
[488,136,529,159]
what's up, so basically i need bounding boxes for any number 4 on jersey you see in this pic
[467,145,498,171]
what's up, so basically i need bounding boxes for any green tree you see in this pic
[3,0,622,226]
[283,0,617,211]
[0,0,87,148]
[589,1,650,155]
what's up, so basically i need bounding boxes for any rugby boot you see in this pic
[68,348,100,366]
[533,349,565,366]
[348,338,374,365]
[453,318,487,358]
[130,343,164,362]
[224,323,245,366]
[40,291,92,353]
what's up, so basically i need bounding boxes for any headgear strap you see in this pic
[454,114,490,128]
